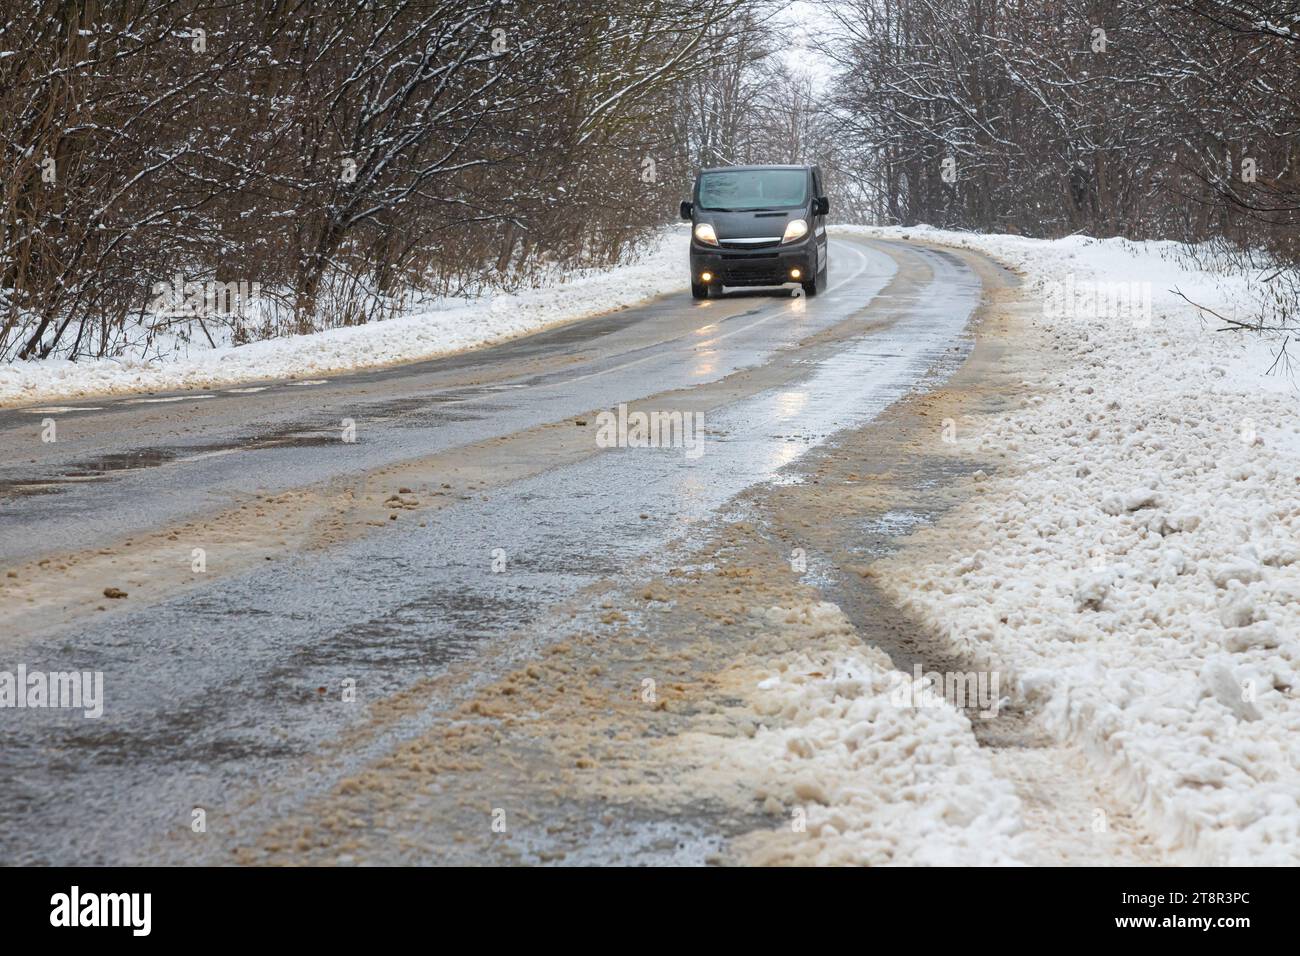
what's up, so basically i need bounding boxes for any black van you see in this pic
[679,164,829,299]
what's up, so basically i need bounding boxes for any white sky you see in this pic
[774,0,836,90]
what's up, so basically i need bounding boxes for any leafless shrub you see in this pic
[0,0,749,361]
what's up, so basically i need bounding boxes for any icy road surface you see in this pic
[0,237,983,864]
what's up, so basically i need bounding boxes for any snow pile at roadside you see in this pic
[0,229,687,408]
[677,601,1029,865]
[845,225,1300,864]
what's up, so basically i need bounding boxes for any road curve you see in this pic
[0,236,991,864]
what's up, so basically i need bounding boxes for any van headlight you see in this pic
[782,219,809,243]
[693,222,719,246]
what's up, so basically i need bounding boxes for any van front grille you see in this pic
[721,260,788,285]
[720,238,780,250]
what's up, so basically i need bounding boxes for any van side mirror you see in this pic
[680,201,694,220]
[815,196,830,216]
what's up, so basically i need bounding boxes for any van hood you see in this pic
[700,208,803,241]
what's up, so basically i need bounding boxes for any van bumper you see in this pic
[690,238,815,287]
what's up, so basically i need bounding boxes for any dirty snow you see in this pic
[842,225,1300,865]
[0,229,687,409]
[676,601,1030,865]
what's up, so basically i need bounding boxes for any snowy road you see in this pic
[0,236,992,864]
[3,237,901,561]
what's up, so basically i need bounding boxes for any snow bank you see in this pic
[0,229,688,408]
[676,601,1029,865]
[844,225,1300,864]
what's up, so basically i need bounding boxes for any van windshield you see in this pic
[697,169,808,212]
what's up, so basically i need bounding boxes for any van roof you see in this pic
[698,164,812,174]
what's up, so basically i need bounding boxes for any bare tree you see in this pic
[0,0,751,360]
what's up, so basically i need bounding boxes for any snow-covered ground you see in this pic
[838,225,1300,864]
[688,602,1029,865]
[0,230,687,409]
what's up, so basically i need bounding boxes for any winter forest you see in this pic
[1,0,1297,361]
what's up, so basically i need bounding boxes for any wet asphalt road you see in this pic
[0,236,984,863]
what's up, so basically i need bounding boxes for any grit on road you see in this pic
[0,236,1162,865]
